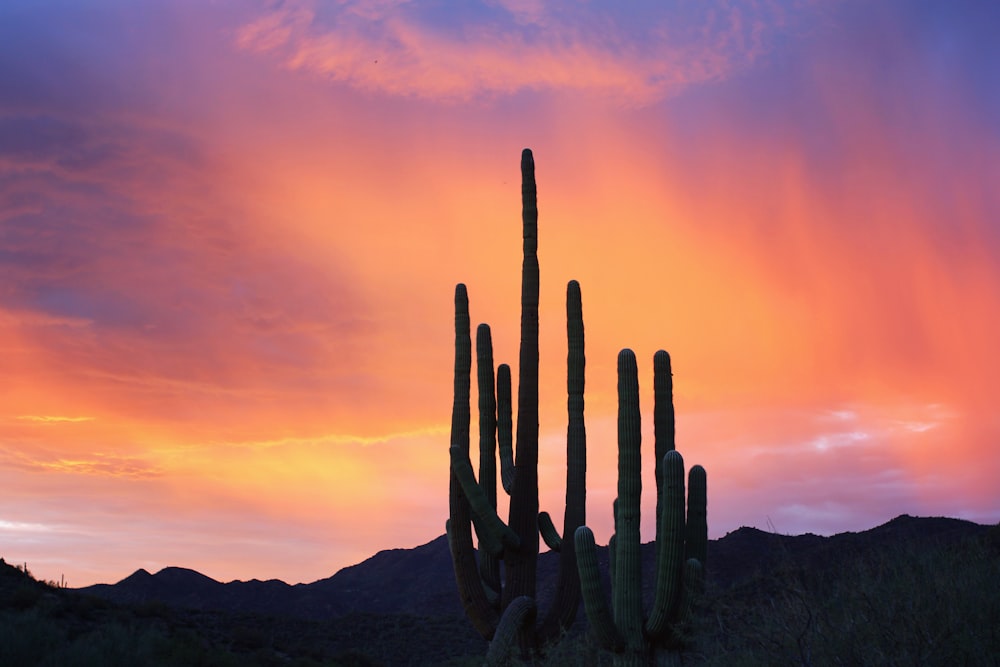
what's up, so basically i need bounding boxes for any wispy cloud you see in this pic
[0,444,162,479]
[211,424,451,451]
[16,416,95,423]
[235,0,816,104]
[0,519,54,533]
[32,456,163,479]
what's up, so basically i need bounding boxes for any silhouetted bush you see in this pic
[691,533,1000,666]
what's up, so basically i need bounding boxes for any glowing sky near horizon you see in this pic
[2,0,999,587]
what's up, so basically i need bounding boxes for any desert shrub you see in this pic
[694,534,1000,666]
[7,582,44,610]
[228,622,272,651]
[0,609,66,665]
[37,622,164,667]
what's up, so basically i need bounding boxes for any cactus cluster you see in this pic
[447,150,707,664]
[447,149,587,658]
[575,349,707,666]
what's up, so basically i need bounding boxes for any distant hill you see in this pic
[80,514,990,620]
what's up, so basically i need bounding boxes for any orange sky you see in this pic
[1,1,998,587]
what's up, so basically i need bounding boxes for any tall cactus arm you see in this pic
[685,465,708,567]
[645,451,687,640]
[448,285,472,538]
[477,324,498,506]
[614,349,645,654]
[574,526,624,652]
[565,283,587,532]
[609,498,619,595]
[485,596,538,667]
[505,147,541,606]
[448,284,500,638]
[538,278,587,640]
[476,324,502,595]
[497,364,515,494]
[653,350,675,551]
[608,532,618,599]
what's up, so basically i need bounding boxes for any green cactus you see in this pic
[575,349,707,666]
[448,149,587,656]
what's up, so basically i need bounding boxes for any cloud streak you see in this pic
[236,0,813,104]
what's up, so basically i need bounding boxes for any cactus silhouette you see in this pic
[447,149,587,657]
[575,349,707,666]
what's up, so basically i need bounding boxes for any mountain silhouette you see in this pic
[79,514,989,621]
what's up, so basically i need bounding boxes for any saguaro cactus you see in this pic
[575,349,707,666]
[447,149,587,655]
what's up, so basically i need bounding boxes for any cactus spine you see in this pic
[448,149,587,655]
[575,349,707,666]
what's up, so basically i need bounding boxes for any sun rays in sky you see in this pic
[2,0,999,586]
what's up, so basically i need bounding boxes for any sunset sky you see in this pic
[2,1,998,588]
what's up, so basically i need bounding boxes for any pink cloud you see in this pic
[235,0,815,104]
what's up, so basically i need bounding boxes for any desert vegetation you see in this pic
[3,521,997,665]
[0,556,458,666]
[691,523,1000,666]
